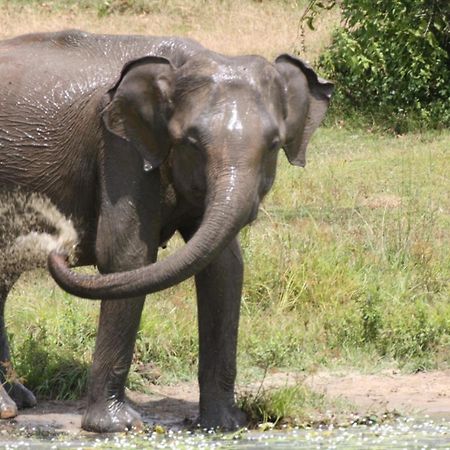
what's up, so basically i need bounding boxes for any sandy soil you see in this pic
[0,370,449,437]
[305,369,450,419]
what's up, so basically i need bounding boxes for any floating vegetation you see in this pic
[0,417,450,449]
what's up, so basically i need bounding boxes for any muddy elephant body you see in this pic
[0,30,332,432]
[0,32,203,264]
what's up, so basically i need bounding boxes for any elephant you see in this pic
[0,190,77,418]
[0,30,333,432]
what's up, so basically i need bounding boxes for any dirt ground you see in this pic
[1,370,449,436]
[305,369,450,419]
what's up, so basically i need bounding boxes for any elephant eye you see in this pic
[186,135,198,146]
[178,134,199,148]
[269,137,281,152]
[180,134,203,153]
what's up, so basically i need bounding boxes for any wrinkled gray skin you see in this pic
[0,30,333,432]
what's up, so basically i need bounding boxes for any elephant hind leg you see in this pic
[0,277,36,414]
[0,384,18,419]
[4,380,37,410]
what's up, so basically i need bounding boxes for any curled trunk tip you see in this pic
[47,170,257,300]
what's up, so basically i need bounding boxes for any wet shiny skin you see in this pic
[0,30,332,432]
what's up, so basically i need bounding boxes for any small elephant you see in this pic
[0,30,333,432]
[0,190,76,418]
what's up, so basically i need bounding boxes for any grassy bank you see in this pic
[7,128,450,401]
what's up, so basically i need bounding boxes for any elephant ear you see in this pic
[102,56,175,171]
[275,54,334,167]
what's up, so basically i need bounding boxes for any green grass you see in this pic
[6,128,450,406]
[239,128,450,374]
[237,384,396,429]
[238,385,346,428]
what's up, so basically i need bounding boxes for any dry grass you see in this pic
[0,0,338,61]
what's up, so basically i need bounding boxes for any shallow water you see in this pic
[1,418,450,449]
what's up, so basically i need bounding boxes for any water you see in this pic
[1,418,449,449]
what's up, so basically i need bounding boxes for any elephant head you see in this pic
[48,51,333,299]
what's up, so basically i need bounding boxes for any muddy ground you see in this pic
[0,370,449,437]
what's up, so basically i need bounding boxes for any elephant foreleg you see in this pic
[82,227,157,433]
[82,297,145,432]
[80,139,161,432]
[193,237,247,430]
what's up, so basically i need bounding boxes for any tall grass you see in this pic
[239,129,450,373]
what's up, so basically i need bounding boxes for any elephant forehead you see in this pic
[179,54,278,92]
[211,64,255,85]
[211,58,278,88]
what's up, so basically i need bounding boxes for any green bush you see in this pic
[12,323,90,399]
[314,0,450,131]
[238,385,330,427]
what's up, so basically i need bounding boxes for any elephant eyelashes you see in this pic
[269,138,281,152]
[186,135,200,148]
[180,131,210,153]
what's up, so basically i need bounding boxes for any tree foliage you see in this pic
[308,0,450,131]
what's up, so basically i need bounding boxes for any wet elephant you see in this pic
[0,30,333,432]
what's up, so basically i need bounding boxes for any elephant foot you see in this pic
[198,401,247,430]
[82,399,144,433]
[6,382,37,409]
[0,385,18,419]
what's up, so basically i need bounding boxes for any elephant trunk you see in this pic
[48,166,256,300]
